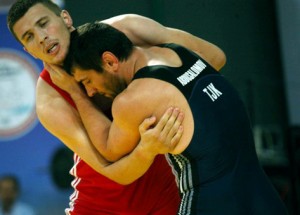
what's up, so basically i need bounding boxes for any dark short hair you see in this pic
[64,22,134,74]
[7,0,62,41]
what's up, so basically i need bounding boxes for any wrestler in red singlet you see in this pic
[40,69,180,215]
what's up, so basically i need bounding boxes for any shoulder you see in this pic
[111,79,173,125]
[112,89,146,122]
[36,77,56,98]
[36,78,54,112]
[36,78,77,127]
[112,80,160,111]
[111,84,158,129]
[36,78,59,114]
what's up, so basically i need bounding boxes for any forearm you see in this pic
[37,79,183,184]
[106,14,226,70]
[69,89,113,159]
[43,113,155,185]
[36,85,155,184]
[45,63,132,161]
[101,144,156,184]
[59,120,156,185]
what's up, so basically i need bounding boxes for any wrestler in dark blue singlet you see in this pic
[133,43,288,215]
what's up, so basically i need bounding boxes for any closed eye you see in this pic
[37,17,49,28]
[39,20,48,28]
[24,33,34,42]
[81,79,91,86]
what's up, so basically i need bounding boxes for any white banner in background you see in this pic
[0,49,39,140]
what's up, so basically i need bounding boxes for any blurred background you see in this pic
[0,0,299,214]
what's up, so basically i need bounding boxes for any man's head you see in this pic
[0,175,20,210]
[64,22,134,98]
[7,0,74,65]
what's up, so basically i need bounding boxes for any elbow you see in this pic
[115,179,133,186]
[213,49,227,71]
[95,145,123,163]
[217,50,227,71]
[102,153,123,163]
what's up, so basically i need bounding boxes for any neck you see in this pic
[122,47,148,84]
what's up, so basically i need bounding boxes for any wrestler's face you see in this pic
[73,68,127,99]
[13,3,73,65]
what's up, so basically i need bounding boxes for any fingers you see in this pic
[44,62,65,76]
[154,107,184,151]
[139,116,157,134]
[138,107,184,156]
[44,62,56,73]
[165,111,184,142]
[161,108,184,150]
[154,107,175,132]
[170,122,184,146]
[161,108,181,135]
[44,63,61,83]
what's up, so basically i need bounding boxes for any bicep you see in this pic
[105,96,148,161]
[105,115,141,161]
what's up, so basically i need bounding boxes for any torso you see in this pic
[38,70,180,215]
[118,45,198,154]
[129,43,288,215]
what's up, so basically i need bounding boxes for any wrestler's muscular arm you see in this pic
[36,78,183,184]
[102,14,226,71]
[55,15,225,161]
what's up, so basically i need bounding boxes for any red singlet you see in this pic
[40,69,180,215]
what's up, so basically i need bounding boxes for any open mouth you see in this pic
[46,43,59,54]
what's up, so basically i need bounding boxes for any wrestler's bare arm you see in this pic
[102,14,226,71]
[48,15,211,162]
[36,78,183,184]
[48,15,218,161]
[44,65,183,162]
[36,78,109,167]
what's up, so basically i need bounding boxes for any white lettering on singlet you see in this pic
[177,60,206,86]
[203,83,222,102]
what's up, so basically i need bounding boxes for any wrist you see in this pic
[134,143,157,162]
[69,86,86,100]
[68,82,83,94]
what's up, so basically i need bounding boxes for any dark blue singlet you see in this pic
[133,43,288,215]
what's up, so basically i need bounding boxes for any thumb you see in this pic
[139,116,156,134]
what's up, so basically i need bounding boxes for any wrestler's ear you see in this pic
[102,51,119,73]
[23,47,37,59]
[61,10,73,29]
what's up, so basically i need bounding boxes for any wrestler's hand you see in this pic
[44,63,82,94]
[138,107,184,156]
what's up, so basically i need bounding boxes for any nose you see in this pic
[37,30,48,44]
[86,86,97,97]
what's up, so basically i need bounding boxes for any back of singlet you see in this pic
[40,70,180,215]
[133,43,288,215]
